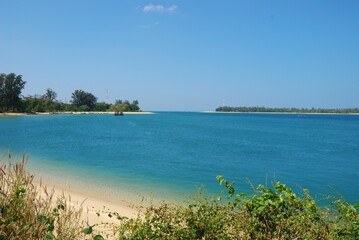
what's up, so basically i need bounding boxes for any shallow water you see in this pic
[0,112,358,203]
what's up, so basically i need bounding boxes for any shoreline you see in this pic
[2,111,359,116]
[34,178,138,225]
[0,111,154,116]
[205,111,359,115]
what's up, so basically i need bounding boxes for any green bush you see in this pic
[0,154,102,239]
[0,155,358,239]
[114,178,358,239]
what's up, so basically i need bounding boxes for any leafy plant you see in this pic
[1,153,358,239]
[0,154,105,239]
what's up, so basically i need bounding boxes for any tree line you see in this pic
[0,73,141,113]
[216,106,359,114]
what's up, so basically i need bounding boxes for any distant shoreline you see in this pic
[215,106,359,115]
[206,111,359,115]
[0,111,154,116]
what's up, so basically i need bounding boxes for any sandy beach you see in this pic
[34,179,138,226]
[0,111,154,116]
[48,111,154,115]
[0,112,26,116]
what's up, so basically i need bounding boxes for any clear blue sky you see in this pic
[1,1,358,111]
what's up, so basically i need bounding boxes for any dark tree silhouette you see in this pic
[0,73,26,112]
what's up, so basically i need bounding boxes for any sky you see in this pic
[0,0,358,111]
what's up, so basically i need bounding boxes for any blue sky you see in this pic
[1,1,358,111]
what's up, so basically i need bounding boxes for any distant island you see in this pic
[216,106,359,114]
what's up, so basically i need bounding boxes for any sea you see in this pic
[0,112,358,204]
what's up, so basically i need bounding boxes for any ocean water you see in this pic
[0,112,358,204]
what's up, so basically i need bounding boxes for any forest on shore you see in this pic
[216,106,359,114]
[0,73,140,113]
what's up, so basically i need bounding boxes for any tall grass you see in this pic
[0,154,358,239]
[0,154,91,239]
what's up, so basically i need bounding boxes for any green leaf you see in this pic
[37,215,48,223]
[47,224,55,232]
[57,204,65,210]
[45,233,54,240]
[0,234,7,240]
[83,226,93,234]
[216,176,224,184]
[22,223,32,232]
[15,187,26,197]
[93,235,105,240]
[257,206,265,213]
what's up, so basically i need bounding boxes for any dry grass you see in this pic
[0,153,89,239]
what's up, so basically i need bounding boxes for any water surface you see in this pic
[0,112,358,203]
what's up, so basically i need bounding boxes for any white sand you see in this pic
[0,112,26,116]
[59,111,154,115]
[0,111,154,116]
[35,180,138,226]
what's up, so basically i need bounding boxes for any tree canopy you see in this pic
[110,100,140,113]
[70,89,97,111]
[0,72,142,113]
[43,88,57,102]
[0,73,26,112]
[22,89,62,113]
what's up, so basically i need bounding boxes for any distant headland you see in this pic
[216,106,359,114]
[0,72,148,115]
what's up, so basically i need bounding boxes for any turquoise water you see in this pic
[0,112,358,203]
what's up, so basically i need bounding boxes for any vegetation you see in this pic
[22,89,63,113]
[0,73,26,112]
[1,155,358,239]
[0,155,86,239]
[0,72,141,113]
[110,100,140,114]
[114,178,358,239]
[216,106,359,114]
[71,90,98,111]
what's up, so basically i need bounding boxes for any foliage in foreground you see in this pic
[0,155,94,239]
[114,178,358,240]
[0,156,358,239]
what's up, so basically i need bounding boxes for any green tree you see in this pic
[110,103,128,113]
[21,88,61,113]
[111,99,141,112]
[130,100,140,111]
[0,73,26,112]
[70,89,97,111]
[22,95,46,112]
[42,88,59,112]
[94,102,111,111]
[114,99,123,105]
[43,88,57,102]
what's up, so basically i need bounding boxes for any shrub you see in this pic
[0,154,94,239]
[1,154,358,239]
[114,177,358,239]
